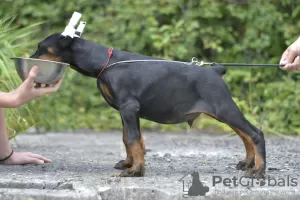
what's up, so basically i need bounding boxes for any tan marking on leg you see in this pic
[140,127,145,154]
[231,127,255,163]
[236,128,264,170]
[200,112,259,168]
[199,111,263,172]
[128,140,145,174]
[122,127,133,166]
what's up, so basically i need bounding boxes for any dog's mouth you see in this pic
[37,55,62,62]
[30,53,62,63]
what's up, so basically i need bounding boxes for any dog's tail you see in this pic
[211,63,227,76]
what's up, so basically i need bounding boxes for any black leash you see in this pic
[206,62,283,67]
[191,58,284,68]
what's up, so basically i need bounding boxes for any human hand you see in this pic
[280,37,300,71]
[1,151,51,165]
[13,66,63,107]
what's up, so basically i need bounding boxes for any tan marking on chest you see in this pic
[101,83,114,100]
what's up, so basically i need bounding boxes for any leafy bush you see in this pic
[0,17,42,138]
[0,0,299,135]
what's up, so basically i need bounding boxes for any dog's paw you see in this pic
[119,164,144,177]
[236,159,255,171]
[244,167,265,179]
[114,160,132,170]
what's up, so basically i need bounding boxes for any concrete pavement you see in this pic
[0,131,300,200]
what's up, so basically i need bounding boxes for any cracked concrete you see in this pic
[0,131,300,200]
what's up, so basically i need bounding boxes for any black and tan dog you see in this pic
[30,33,266,178]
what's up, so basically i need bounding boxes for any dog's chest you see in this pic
[98,82,116,107]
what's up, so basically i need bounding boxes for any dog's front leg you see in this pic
[114,123,134,170]
[114,124,146,170]
[118,100,145,177]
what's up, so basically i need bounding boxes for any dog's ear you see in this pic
[58,35,73,48]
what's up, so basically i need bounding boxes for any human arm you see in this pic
[0,66,62,164]
[0,92,18,108]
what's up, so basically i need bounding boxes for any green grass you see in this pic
[0,17,43,139]
[0,14,298,137]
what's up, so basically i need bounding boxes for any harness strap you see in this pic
[97,47,113,79]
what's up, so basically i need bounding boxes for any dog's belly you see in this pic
[138,97,199,124]
[139,112,192,124]
[137,72,202,124]
[139,112,190,124]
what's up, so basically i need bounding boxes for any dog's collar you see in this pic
[97,47,114,79]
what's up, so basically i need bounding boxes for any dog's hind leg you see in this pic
[191,111,255,171]
[189,98,265,178]
[231,127,255,170]
[215,99,266,179]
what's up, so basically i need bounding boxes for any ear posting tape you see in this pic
[74,21,87,38]
[61,12,83,38]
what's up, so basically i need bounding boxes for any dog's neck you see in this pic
[69,38,158,78]
[69,38,115,78]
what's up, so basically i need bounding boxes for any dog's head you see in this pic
[30,33,74,64]
[31,12,86,64]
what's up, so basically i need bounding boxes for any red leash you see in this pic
[97,47,113,79]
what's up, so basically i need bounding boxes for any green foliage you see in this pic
[0,0,299,135]
[0,17,42,138]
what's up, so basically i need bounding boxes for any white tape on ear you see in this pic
[74,21,86,38]
[61,12,82,38]
[69,12,82,27]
